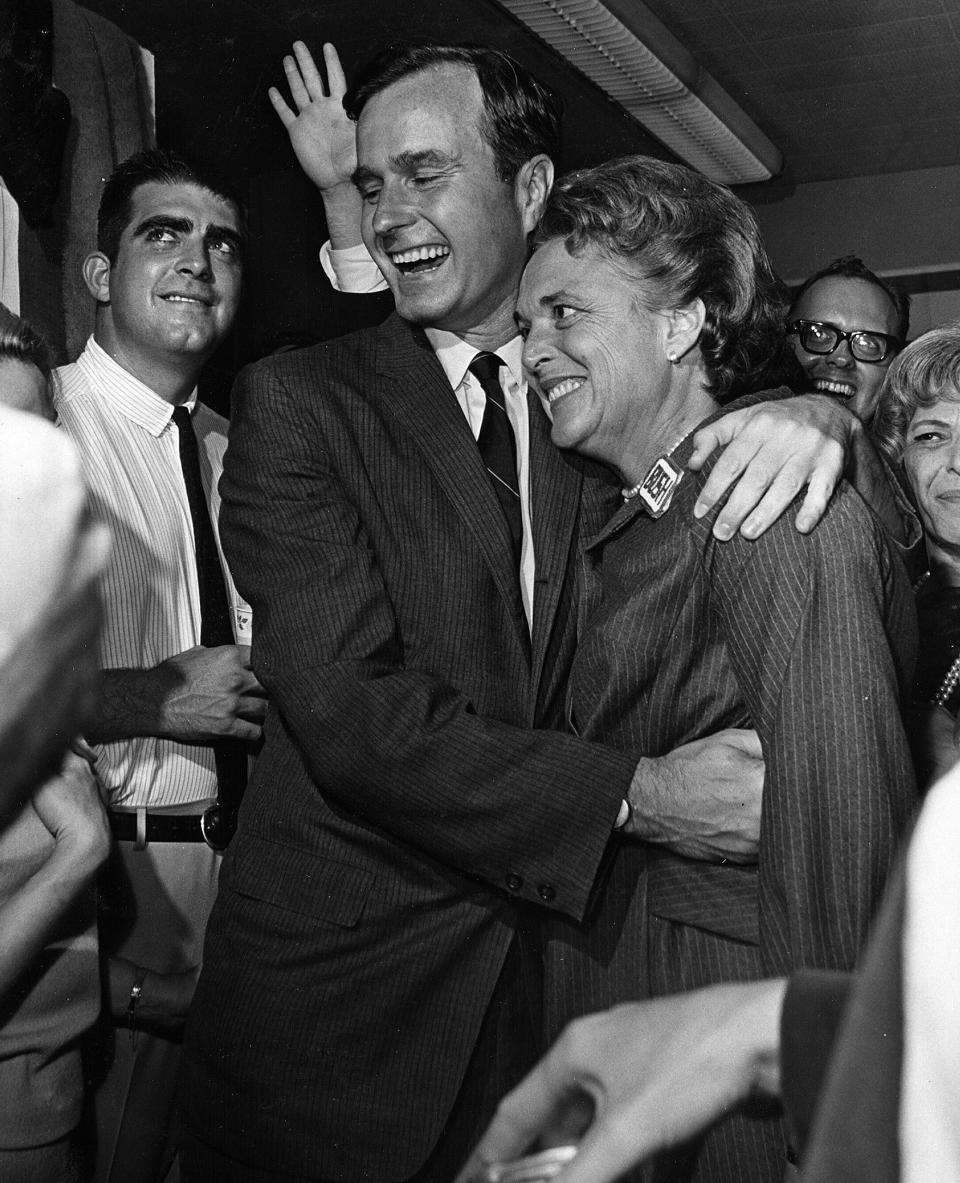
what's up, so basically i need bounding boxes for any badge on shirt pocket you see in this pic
[234,602,253,645]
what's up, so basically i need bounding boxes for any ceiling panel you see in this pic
[741,19,953,69]
[734,0,945,39]
[666,14,760,51]
[82,0,673,183]
[646,0,960,182]
[78,0,960,189]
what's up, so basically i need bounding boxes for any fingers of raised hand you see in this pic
[292,40,329,98]
[268,86,296,127]
[321,42,347,96]
[282,53,310,107]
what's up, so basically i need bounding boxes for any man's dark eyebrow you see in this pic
[351,149,459,191]
[133,214,192,239]
[392,149,459,172]
[351,165,380,190]
[205,223,244,254]
[132,214,243,255]
[537,288,572,308]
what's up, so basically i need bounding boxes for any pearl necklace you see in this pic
[914,570,960,708]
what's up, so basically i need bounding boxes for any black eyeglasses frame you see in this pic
[788,318,902,365]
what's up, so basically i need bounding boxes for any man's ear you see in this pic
[515,154,554,236]
[82,252,112,304]
[664,298,707,362]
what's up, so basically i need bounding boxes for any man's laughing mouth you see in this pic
[812,377,856,399]
[388,244,450,275]
[541,376,585,405]
[159,291,213,307]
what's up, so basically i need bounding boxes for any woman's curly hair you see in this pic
[872,323,960,465]
[533,155,788,401]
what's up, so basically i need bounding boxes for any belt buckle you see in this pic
[200,805,235,851]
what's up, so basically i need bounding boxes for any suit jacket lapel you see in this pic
[373,317,529,648]
[528,390,582,687]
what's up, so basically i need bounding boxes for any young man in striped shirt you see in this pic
[53,148,266,1183]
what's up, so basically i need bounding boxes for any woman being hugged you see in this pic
[519,158,918,1183]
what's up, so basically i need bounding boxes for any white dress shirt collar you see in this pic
[424,327,524,392]
[74,336,197,436]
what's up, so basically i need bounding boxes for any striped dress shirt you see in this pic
[54,337,251,808]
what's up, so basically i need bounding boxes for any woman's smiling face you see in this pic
[903,394,960,553]
[517,238,672,474]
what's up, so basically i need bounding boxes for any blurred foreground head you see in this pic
[0,404,110,817]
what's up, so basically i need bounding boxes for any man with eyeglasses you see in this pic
[788,255,910,425]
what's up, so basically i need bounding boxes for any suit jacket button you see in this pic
[506,873,523,891]
[537,883,556,902]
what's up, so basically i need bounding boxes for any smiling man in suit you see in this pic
[180,44,856,1183]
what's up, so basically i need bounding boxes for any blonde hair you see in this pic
[872,322,960,463]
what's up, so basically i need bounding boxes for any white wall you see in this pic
[910,289,960,337]
[749,163,960,337]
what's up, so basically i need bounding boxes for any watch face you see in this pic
[481,1146,578,1183]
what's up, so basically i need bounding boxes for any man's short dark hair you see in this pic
[344,42,562,183]
[790,254,910,343]
[97,148,246,264]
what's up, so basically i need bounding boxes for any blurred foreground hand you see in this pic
[455,980,788,1183]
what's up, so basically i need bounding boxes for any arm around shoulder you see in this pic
[687,392,856,540]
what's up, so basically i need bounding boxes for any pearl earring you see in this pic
[667,351,679,364]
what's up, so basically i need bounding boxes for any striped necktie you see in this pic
[469,351,522,566]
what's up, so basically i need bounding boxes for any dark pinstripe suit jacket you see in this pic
[544,408,918,1183]
[181,314,634,1181]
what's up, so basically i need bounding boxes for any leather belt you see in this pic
[109,805,234,851]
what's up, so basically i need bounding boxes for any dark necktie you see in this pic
[172,405,246,846]
[469,352,523,566]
